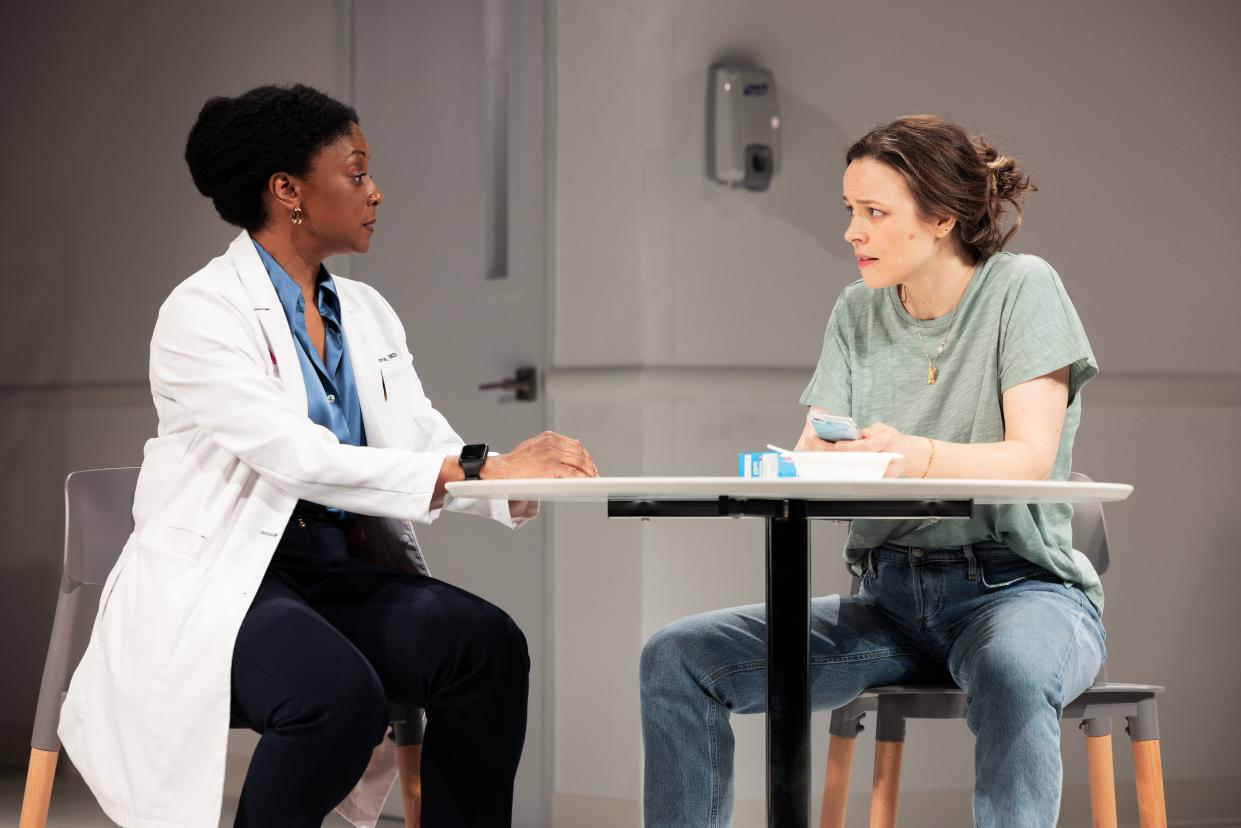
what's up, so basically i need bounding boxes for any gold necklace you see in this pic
[900,283,963,385]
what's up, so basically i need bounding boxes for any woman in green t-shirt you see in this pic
[640,116,1106,828]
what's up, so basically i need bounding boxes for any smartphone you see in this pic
[808,411,861,442]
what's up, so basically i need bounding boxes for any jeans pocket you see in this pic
[857,555,880,598]
[858,566,873,594]
[977,554,1052,589]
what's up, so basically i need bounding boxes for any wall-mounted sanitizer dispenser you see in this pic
[708,63,780,192]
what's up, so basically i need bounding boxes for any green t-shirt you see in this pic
[799,252,1104,611]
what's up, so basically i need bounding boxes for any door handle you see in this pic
[478,366,538,402]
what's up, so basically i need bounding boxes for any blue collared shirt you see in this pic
[253,241,365,449]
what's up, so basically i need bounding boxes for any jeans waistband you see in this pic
[871,541,1012,560]
[866,541,1019,581]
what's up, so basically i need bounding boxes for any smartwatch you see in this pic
[458,443,489,480]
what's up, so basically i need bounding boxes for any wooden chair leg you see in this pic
[1131,739,1167,828]
[869,740,903,828]
[820,734,856,828]
[19,747,59,828]
[396,744,422,828]
[1084,733,1118,828]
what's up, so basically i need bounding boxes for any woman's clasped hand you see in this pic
[486,431,600,479]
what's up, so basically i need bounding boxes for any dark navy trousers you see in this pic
[229,505,530,827]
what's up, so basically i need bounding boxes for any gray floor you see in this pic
[0,768,401,827]
[7,766,1240,828]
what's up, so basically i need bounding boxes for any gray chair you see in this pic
[20,467,426,828]
[819,473,1167,828]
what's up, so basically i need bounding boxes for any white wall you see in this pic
[550,1,1241,825]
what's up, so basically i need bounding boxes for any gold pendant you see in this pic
[927,365,938,385]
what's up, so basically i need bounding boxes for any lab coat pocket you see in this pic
[381,362,420,404]
[380,362,426,446]
[139,522,211,564]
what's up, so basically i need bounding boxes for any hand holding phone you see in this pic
[808,411,861,442]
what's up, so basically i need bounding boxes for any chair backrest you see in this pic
[1067,471,1110,576]
[64,467,141,587]
[30,468,140,752]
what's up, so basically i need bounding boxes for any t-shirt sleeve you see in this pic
[999,260,1098,405]
[799,294,852,415]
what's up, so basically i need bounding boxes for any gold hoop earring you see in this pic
[291,206,304,225]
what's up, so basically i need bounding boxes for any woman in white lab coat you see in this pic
[58,83,595,828]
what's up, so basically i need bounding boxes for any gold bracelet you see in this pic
[921,437,936,479]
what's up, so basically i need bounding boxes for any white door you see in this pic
[350,2,550,823]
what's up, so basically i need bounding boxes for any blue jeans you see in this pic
[639,543,1107,827]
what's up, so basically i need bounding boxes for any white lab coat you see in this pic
[58,230,529,828]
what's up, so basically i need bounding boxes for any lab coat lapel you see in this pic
[339,295,391,448]
[227,231,306,411]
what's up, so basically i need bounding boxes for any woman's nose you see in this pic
[370,182,384,206]
[844,218,864,245]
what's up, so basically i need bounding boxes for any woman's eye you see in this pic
[351,172,367,184]
[844,205,854,215]
[869,208,884,217]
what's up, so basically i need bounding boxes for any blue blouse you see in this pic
[253,241,365,449]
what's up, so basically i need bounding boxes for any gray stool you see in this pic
[19,467,426,828]
[819,473,1167,828]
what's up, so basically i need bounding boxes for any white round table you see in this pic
[447,477,1133,827]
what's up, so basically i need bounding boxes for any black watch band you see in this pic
[459,443,489,480]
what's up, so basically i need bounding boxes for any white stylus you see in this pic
[766,444,795,455]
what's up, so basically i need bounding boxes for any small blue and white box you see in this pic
[737,451,797,479]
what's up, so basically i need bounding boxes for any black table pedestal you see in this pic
[766,500,810,827]
[607,495,972,828]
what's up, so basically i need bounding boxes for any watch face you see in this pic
[460,443,489,462]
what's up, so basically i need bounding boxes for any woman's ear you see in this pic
[934,213,957,238]
[266,172,300,212]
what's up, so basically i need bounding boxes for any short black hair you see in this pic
[184,84,360,231]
